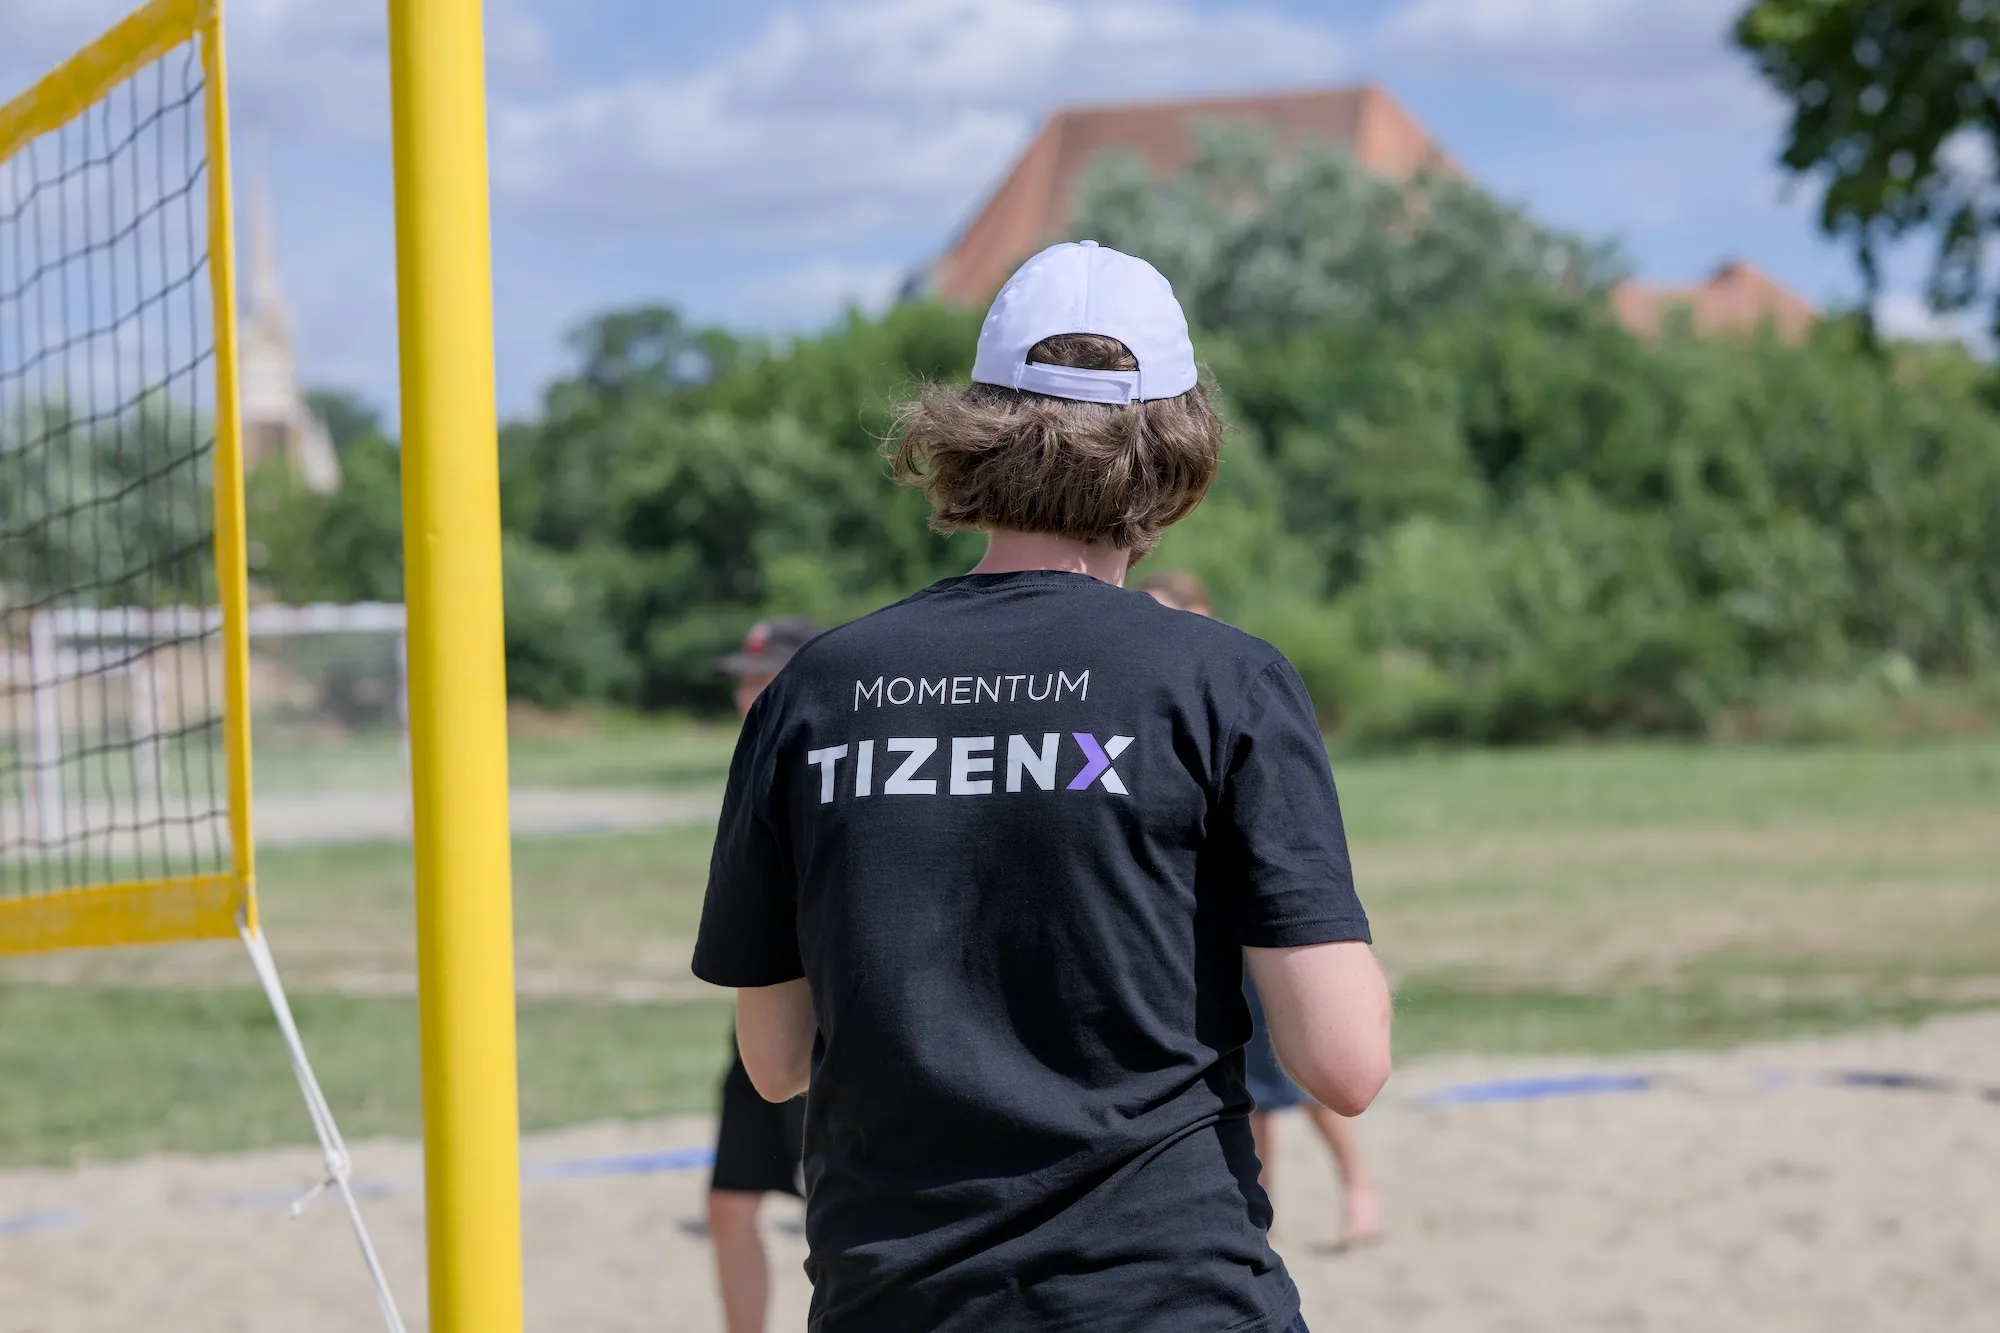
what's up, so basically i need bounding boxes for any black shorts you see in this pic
[711,1051,806,1197]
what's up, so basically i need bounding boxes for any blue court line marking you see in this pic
[1829,1070,2000,1101]
[524,1147,714,1180]
[1830,1070,1957,1093]
[1419,1073,1654,1105]
[208,1146,719,1213]
[0,1148,720,1233]
[0,1210,87,1236]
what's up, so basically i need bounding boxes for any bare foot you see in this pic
[1335,1182,1382,1251]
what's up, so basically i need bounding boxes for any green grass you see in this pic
[245,824,720,998]
[0,984,1974,1170]
[0,986,734,1168]
[1331,736,2000,836]
[3,731,1997,1167]
[506,714,739,790]
[0,823,720,997]
[244,711,740,796]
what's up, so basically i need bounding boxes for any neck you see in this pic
[971,530,1130,586]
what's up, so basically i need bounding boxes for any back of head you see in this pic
[887,242,1224,560]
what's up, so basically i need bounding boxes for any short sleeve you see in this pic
[692,695,805,988]
[1213,659,1371,948]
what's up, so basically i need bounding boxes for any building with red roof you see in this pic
[920,86,1813,342]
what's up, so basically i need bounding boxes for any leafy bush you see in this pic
[498,536,633,708]
[246,412,404,606]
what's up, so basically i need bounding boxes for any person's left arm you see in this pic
[692,694,815,1102]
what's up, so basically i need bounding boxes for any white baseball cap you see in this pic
[970,240,1198,405]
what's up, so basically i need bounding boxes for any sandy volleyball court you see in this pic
[4,1010,1997,1333]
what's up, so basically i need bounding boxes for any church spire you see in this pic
[247,179,291,342]
[237,177,341,494]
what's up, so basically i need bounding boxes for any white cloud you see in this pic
[1374,0,1764,120]
[226,0,554,143]
[0,0,136,87]
[489,0,1347,244]
[0,0,391,145]
[1874,290,1990,350]
[1938,127,1995,181]
[14,0,1856,403]
[488,1,559,86]
[1,0,560,148]
[226,0,391,144]
[9,0,1346,331]
[734,258,907,327]
[1365,0,1832,297]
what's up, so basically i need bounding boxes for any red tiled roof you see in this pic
[1610,261,1816,342]
[930,84,1452,303]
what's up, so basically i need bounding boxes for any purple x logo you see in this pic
[1066,733,1133,794]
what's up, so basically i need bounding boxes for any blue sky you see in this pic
[0,0,1965,419]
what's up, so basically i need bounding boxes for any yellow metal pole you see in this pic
[199,0,256,929]
[385,3,523,1331]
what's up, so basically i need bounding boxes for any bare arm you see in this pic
[1244,940,1392,1117]
[735,978,816,1102]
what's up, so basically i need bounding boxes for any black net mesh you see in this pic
[253,630,405,742]
[0,40,229,900]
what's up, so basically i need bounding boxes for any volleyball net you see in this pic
[0,0,252,957]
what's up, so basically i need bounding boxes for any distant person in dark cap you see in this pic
[707,617,822,1333]
[715,617,825,721]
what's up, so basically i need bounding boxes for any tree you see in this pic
[1072,122,1620,340]
[1736,0,2000,334]
[0,401,215,607]
[305,389,390,454]
[245,397,404,604]
[497,300,986,707]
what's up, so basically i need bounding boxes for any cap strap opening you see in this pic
[1014,363,1141,404]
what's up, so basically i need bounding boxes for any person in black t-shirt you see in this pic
[1138,570,1384,1252]
[693,240,1392,1333]
[707,618,822,1333]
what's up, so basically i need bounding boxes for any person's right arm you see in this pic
[1245,940,1391,1116]
[693,691,816,1102]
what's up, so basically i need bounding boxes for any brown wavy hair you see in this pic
[885,333,1223,560]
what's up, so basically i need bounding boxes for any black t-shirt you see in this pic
[693,570,1370,1332]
